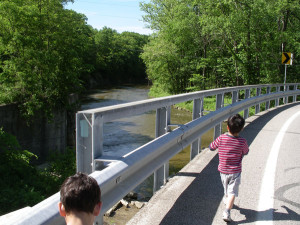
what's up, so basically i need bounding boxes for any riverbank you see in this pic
[104,204,141,225]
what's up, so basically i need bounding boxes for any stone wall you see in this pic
[0,104,68,162]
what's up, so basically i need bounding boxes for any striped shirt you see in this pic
[209,133,249,174]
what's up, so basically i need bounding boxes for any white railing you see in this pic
[11,84,300,225]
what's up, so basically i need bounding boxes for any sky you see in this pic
[65,0,152,35]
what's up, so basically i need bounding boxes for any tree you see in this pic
[94,27,148,86]
[140,0,300,96]
[0,0,95,118]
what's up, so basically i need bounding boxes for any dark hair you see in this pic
[60,172,101,214]
[227,114,245,134]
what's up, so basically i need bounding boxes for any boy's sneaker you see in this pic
[222,210,232,222]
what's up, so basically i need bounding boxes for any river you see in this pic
[80,85,216,199]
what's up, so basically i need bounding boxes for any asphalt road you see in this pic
[127,102,300,225]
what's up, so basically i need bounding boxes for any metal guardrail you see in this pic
[11,84,300,225]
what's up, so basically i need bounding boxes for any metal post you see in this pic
[92,115,104,171]
[190,98,203,160]
[275,86,280,106]
[285,85,290,104]
[293,84,297,102]
[76,113,93,174]
[232,91,238,104]
[255,88,261,114]
[153,107,169,192]
[214,93,223,140]
[94,215,104,225]
[266,87,271,110]
[244,89,250,119]
[284,65,287,104]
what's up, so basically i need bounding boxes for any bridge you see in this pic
[4,83,300,225]
[127,102,300,224]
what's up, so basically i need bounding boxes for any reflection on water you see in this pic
[80,86,224,199]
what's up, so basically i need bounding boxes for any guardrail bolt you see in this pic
[116,176,121,183]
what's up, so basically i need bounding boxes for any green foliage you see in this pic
[42,148,76,193]
[94,27,149,86]
[0,128,76,215]
[0,0,95,118]
[141,0,300,95]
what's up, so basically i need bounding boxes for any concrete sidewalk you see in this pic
[127,102,300,225]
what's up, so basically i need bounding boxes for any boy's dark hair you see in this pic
[60,172,101,214]
[227,114,245,134]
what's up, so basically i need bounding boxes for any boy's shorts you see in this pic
[220,172,241,197]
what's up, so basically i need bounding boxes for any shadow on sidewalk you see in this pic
[230,205,300,224]
[159,154,222,225]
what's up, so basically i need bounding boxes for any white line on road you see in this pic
[256,110,300,224]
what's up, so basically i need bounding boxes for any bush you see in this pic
[0,128,76,215]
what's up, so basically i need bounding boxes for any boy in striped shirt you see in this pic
[209,114,249,222]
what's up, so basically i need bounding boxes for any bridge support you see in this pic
[153,106,170,193]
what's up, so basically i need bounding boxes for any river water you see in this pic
[80,85,216,199]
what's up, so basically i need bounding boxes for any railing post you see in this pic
[293,84,297,102]
[255,87,261,114]
[214,93,223,139]
[153,106,170,193]
[284,85,290,104]
[232,90,238,104]
[76,114,104,174]
[275,86,280,106]
[95,214,104,225]
[266,86,271,110]
[190,97,203,160]
[76,113,94,174]
[92,115,104,171]
[244,89,250,119]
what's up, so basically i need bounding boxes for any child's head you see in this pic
[59,172,102,219]
[227,114,245,135]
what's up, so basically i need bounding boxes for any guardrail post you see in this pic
[190,98,203,160]
[244,89,250,119]
[285,85,290,104]
[76,113,93,174]
[232,91,238,104]
[275,86,280,106]
[76,113,104,174]
[92,115,104,171]
[293,84,297,102]
[153,106,170,192]
[266,86,271,110]
[95,214,104,225]
[255,87,261,114]
[214,93,223,139]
